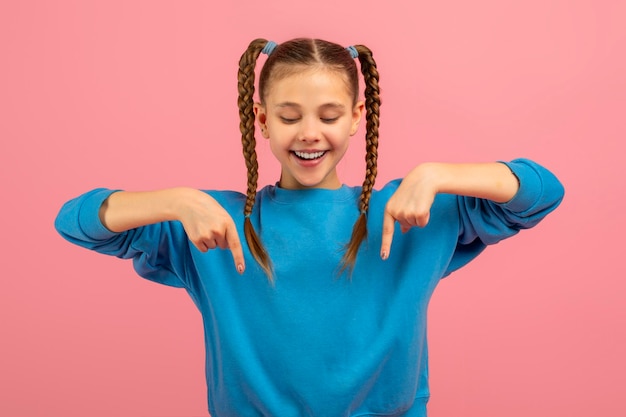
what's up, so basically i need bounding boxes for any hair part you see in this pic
[237,38,380,281]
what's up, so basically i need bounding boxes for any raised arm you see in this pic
[58,187,246,274]
[380,160,563,259]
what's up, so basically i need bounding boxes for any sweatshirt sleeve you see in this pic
[444,158,564,276]
[54,188,190,288]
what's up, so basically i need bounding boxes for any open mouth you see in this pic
[293,151,327,160]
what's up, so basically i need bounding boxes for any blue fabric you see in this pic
[55,158,563,416]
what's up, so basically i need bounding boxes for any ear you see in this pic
[253,103,269,138]
[350,101,365,136]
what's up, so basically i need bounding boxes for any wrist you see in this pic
[163,187,196,222]
[409,162,447,195]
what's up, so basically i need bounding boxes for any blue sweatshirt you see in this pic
[55,159,563,417]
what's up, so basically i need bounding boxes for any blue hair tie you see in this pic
[346,45,359,59]
[262,40,278,55]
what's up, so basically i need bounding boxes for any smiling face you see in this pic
[255,68,364,190]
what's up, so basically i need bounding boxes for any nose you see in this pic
[298,117,321,142]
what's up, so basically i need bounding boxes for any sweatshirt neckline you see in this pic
[267,183,358,205]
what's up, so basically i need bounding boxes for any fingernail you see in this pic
[237,264,244,274]
[381,251,388,261]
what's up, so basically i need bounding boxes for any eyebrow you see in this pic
[275,102,346,110]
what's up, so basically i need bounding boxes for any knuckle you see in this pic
[384,204,398,216]
[416,211,430,223]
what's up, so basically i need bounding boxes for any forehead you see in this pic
[264,68,354,106]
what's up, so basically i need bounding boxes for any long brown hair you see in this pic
[237,38,381,280]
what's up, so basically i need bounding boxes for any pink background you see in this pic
[1,0,624,416]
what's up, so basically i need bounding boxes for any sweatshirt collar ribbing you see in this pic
[266,183,358,205]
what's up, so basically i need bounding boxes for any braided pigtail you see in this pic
[237,38,273,280]
[339,44,381,275]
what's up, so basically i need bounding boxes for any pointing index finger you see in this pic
[381,210,396,260]
[225,221,245,274]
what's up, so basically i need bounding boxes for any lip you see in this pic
[291,148,328,153]
[290,150,328,167]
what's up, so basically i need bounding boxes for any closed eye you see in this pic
[321,117,339,123]
[280,117,300,124]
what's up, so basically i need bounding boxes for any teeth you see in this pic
[294,151,325,160]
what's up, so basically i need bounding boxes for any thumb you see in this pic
[381,210,396,261]
[225,222,245,274]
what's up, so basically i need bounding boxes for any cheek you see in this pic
[328,123,353,145]
[268,138,288,161]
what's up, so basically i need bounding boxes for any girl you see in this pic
[55,38,564,416]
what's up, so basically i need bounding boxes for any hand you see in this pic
[379,162,520,260]
[100,188,246,274]
[380,164,438,260]
[175,188,246,274]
